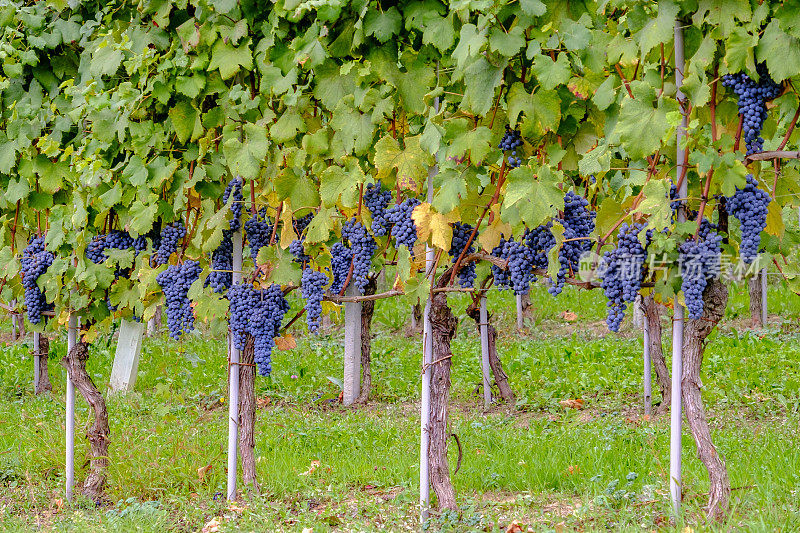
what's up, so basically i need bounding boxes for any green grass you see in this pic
[2,282,800,531]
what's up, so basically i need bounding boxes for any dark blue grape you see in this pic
[227,282,289,375]
[498,125,523,168]
[245,208,273,264]
[342,218,376,293]
[726,174,770,264]
[722,64,782,156]
[155,223,186,266]
[679,223,722,319]
[448,222,477,288]
[387,198,421,253]
[602,222,652,332]
[205,230,233,294]
[301,268,329,333]
[328,241,353,295]
[156,260,201,339]
[222,177,244,232]
[549,191,596,296]
[20,236,54,324]
[365,181,393,236]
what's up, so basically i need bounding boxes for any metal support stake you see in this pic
[670,17,687,517]
[66,315,78,502]
[479,296,492,408]
[226,228,244,501]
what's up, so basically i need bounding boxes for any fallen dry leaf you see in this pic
[299,460,321,476]
[228,501,245,513]
[197,464,212,483]
[275,334,296,351]
[301,528,314,533]
[505,521,523,533]
[561,311,578,322]
[201,518,221,533]
[256,396,271,409]
[555,522,566,533]
[559,398,585,410]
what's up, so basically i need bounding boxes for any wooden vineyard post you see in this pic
[66,314,78,502]
[479,296,492,408]
[642,299,652,417]
[343,283,362,406]
[515,294,524,331]
[670,18,687,517]
[226,229,243,501]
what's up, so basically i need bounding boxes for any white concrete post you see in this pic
[343,283,362,406]
[109,319,145,393]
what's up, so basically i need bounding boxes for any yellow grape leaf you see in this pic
[373,135,432,192]
[279,203,296,249]
[274,334,296,351]
[765,200,784,238]
[187,188,202,211]
[412,202,458,251]
[478,206,510,252]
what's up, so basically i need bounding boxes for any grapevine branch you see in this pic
[448,161,508,285]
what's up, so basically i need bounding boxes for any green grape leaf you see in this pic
[532,53,570,91]
[208,38,252,80]
[364,7,401,43]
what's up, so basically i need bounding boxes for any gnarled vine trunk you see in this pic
[61,341,109,503]
[355,277,377,405]
[466,302,514,403]
[428,291,458,511]
[642,297,670,415]
[238,335,258,493]
[35,336,52,395]
[748,274,763,328]
[683,279,730,520]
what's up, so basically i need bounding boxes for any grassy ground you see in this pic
[1,281,800,532]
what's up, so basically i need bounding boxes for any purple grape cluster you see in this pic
[726,174,770,264]
[228,282,289,375]
[492,237,535,295]
[20,236,54,324]
[205,230,233,294]
[523,222,556,272]
[328,241,353,295]
[301,268,329,333]
[448,222,478,288]
[498,125,523,168]
[387,198,421,252]
[289,237,310,264]
[222,177,244,232]
[549,192,596,296]
[679,222,723,319]
[245,208,273,264]
[602,223,651,332]
[155,223,186,266]
[365,181,393,236]
[156,260,201,339]
[294,213,314,234]
[342,218,376,293]
[722,64,782,155]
